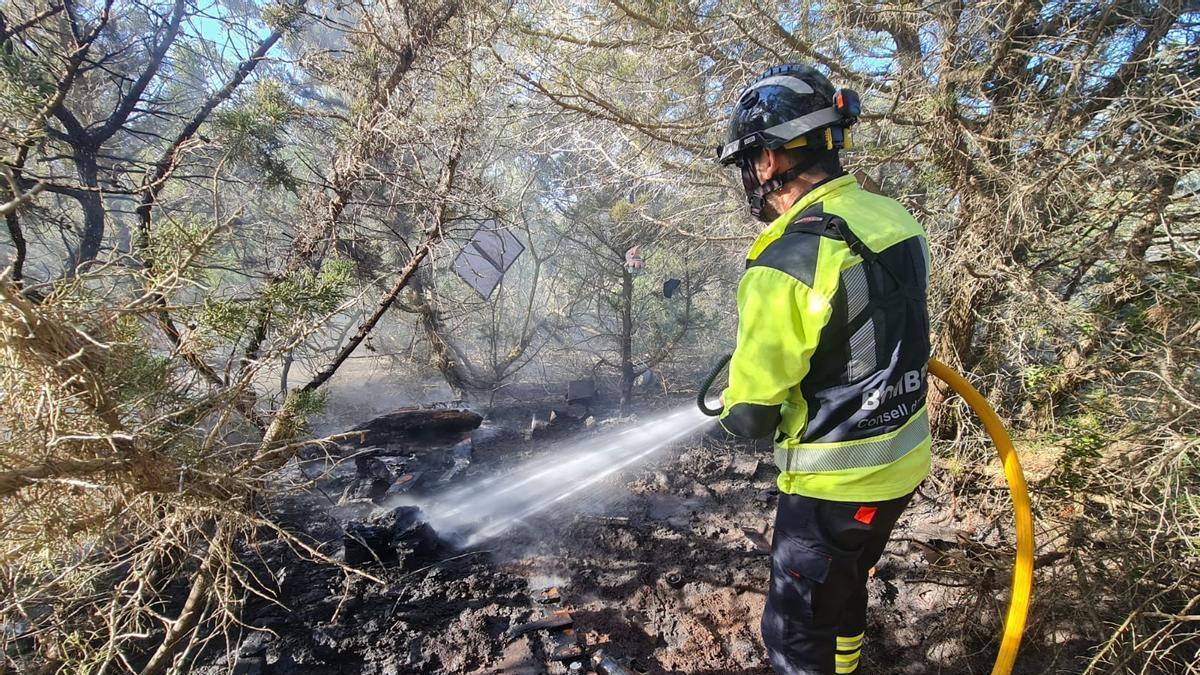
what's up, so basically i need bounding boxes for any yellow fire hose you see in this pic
[927,359,1034,675]
[699,357,1034,673]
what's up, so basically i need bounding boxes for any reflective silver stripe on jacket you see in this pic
[774,408,930,473]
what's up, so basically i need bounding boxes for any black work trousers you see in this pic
[762,490,914,675]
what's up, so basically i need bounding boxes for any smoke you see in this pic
[402,405,715,547]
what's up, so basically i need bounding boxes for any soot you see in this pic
[343,505,456,568]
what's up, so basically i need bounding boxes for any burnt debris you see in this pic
[343,505,443,569]
[347,407,483,447]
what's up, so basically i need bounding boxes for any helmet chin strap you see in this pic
[741,154,822,223]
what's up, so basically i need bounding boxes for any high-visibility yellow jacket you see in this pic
[720,175,931,502]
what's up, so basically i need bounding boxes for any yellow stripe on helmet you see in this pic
[783,136,809,150]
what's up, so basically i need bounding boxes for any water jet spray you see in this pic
[392,406,715,548]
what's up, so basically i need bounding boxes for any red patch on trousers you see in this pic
[854,506,877,525]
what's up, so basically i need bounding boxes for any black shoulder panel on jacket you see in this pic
[748,207,835,285]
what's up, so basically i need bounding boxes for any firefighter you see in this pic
[716,64,932,675]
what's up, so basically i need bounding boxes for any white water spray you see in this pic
[406,405,714,547]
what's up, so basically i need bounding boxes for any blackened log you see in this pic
[348,408,482,446]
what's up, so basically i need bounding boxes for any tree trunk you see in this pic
[139,522,226,675]
[1125,174,1177,261]
[1042,172,1180,410]
[279,352,293,399]
[619,268,634,412]
[5,210,24,284]
[411,273,471,398]
[69,147,104,273]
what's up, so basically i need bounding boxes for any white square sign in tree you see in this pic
[452,221,525,299]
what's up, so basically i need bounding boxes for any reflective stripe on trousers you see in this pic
[835,632,863,674]
[775,407,930,473]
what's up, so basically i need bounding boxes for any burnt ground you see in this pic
[191,395,1085,675]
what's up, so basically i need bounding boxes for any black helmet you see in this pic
[717,64,860,166]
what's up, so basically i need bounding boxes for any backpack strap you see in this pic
[783,202,875,262]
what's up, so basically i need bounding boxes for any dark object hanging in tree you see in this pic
[663,278,681,298]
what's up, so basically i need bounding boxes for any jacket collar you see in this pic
[747,174,859,261]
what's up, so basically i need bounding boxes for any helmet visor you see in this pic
[717,133,760,165]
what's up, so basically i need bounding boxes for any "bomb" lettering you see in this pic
[861,366,927,411]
